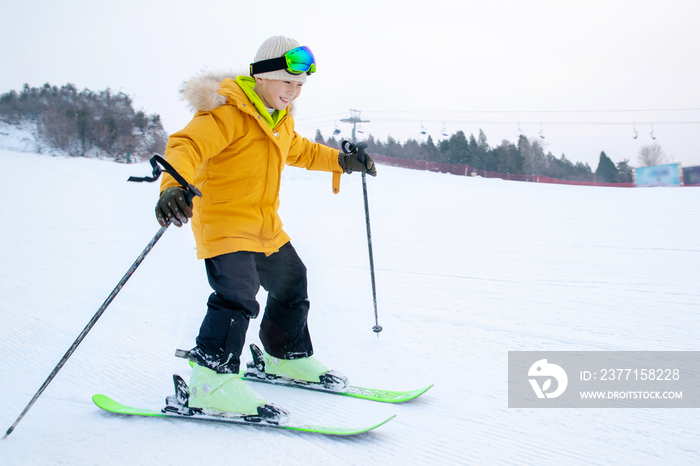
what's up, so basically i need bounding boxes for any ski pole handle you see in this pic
[340,140,356,156]
[355,142,369,163]
[340,141,369,163]
[129,154,202,200]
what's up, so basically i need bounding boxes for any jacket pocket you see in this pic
[210,181,251,203]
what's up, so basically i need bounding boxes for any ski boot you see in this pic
[164,364,289,424]
[246,344,349,391]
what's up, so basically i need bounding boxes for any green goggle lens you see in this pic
[284,46,316,75]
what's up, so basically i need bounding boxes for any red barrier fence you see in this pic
[372,154,636,188]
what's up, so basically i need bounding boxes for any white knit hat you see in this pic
[252,35,308,83]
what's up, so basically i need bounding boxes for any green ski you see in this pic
[243,372,433,403]
[92,394,394,436]
[175,346,433,403]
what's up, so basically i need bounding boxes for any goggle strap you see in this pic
[250,56,290,76]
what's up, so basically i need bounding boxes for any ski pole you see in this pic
[341,141,382,335]
[359,147,383,335]
[3,156,200,439]
[3,226,168,439]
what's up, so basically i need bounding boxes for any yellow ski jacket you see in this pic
[160,72,343,259]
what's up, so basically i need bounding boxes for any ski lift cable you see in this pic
[295,112,349,122]
[361,118,700,126]
[295,120,343,131]
[293,119,700,142]
[361,107,700,114]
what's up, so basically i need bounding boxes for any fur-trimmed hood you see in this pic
[178,69,297,116]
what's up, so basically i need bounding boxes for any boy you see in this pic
[155,36,376,420]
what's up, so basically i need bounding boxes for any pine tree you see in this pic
[447,131,470,165]
[595,151,618,183]
[420,135,439,162]
[494,140,522,174]
[476,129,494,171]
[615,159,634,183]
[314,129,325,144]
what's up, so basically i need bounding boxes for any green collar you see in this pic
[235,76,287,129]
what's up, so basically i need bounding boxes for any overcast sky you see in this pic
[3,0,699,168]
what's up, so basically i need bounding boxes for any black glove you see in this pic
[338,152,377,176]
[155,187,193,227]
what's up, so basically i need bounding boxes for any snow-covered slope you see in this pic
[1,149,698,465]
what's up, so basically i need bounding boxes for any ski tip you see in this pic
[412,384,434,394]
[363,414,397,433]
[365,384,434,403]
[92,394,119,410]
[385,383,433,403]
[92,394,116,412]
[412,384,434,399]
[313,414,396,436]
[385,384,433,403]
[92,394,161,417]
[92,394,134,412]
[378,414,397,427]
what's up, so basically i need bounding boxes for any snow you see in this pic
[0,121,42,154]
[1,149,699,465]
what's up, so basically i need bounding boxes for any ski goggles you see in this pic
[250,46,316,76]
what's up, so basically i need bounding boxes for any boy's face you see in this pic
[254,77,303,111]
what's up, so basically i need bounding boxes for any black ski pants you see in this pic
[194,242,313,373]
